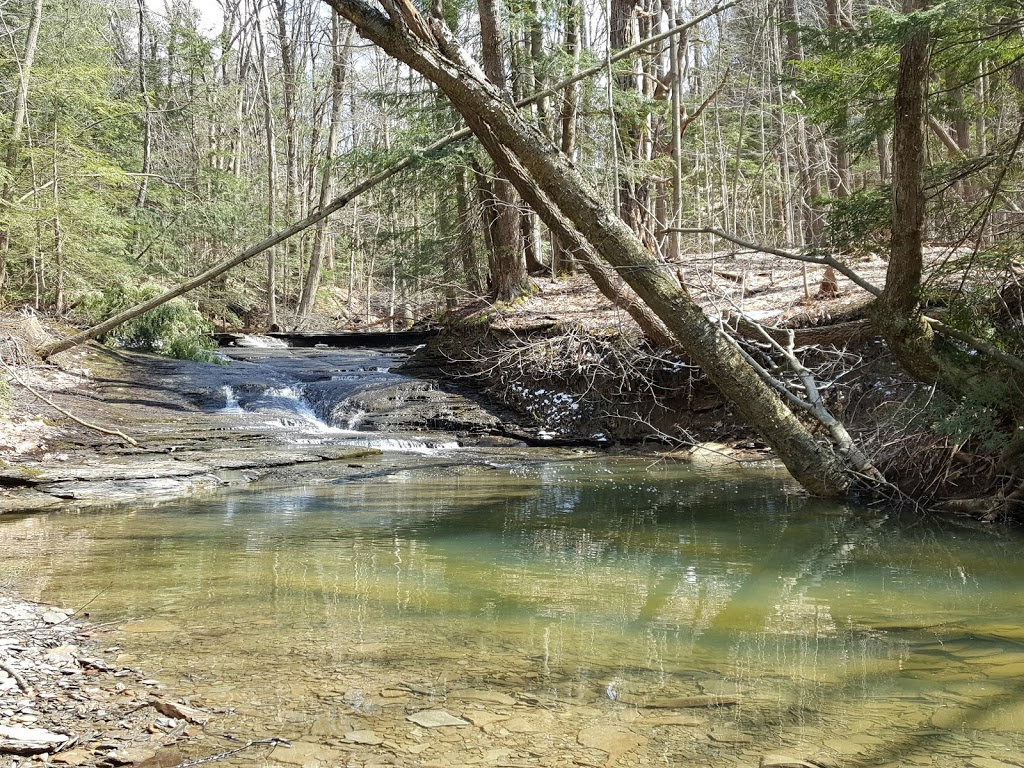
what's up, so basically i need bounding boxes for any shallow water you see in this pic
[3,455,1024,767]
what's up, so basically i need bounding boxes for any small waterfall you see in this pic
[344,437,461,455]
[220,382,457,454]
[212,346,478,456]
[219,385,243,414]
[262,386,343,434]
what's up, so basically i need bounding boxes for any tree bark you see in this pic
[872,0,939,383]
[781,0,824,245]
[552,0,581,275]
[455,166,484,294]
[610,0,656,251]
[476,0,531,300]
[134,0,153,210]
[324,0,855,496]
[0,0,44,290]
[272,0,300,309]
[254,1,280,326]
[297,13,352,318]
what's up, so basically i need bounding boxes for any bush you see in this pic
[80,283,220,363]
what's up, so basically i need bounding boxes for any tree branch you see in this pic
[669,226,883,296]
[0,361,139,446]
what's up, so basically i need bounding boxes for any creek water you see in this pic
[3,345,1024,768]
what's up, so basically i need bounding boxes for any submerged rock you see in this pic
[406,710,470,728]
[577,725,647,762]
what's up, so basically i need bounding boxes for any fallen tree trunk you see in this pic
[727,316,876,347]
[324,0,860,497]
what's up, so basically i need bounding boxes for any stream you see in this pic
[2,342,1024,768]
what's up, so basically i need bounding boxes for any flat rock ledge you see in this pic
[0,446,380,514]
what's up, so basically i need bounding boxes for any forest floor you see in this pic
[493,248,888,331]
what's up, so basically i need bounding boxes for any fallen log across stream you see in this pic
[213,329,438,348]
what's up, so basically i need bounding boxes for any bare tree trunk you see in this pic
[873,0,937,380]
[324,0,857,496]
[610,0,656,251]
[0,0,44,289]
[297,14,352,318]
[825,0,851,198]
[51,133,64,314]
[664,0,684,263]
[254,3,279,326]
[551,0,581,275]
[477,0,531,300]
[781,0,824,245]
[134,0,153,210]
[455,166,484,294]
[273,0,300,310]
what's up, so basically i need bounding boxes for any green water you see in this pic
[4,454,1024,767]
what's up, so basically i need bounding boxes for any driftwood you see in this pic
[0,657,33,696]
[151,699,210,725]
[168,739,291,768]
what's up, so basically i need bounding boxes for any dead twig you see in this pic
[169,738,291,768]
[0,656,34,696]
[0,360,139,446]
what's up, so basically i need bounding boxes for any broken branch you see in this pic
[668,227,883,297]
[0,657,34,696]
[0,361,139,446]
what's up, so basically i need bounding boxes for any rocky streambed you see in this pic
[0,594,219,768]
[0,336,541,514]
[0,332,545,768]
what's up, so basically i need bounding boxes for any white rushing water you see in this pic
[229,334,290,348]
[220,382,459,455]
[218,385,243,414]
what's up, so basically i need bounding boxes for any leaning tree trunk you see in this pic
[324,0,856,496]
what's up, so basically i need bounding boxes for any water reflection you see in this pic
[2,456,1024,766]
